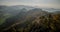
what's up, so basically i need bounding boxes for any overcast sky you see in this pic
[0,0,60,8]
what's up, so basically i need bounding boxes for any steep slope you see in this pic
[16,13,60,32]
[0,7,60,32]
[0,8,48,32]
[1,12,60,32]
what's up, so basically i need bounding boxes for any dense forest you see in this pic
[0,5,60,32]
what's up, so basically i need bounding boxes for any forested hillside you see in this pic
[0,5,60,32]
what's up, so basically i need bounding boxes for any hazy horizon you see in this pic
[0,0,60,9]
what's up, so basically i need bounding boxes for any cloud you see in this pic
[0,0,60,8]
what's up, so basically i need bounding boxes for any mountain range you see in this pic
[0,5,60,32]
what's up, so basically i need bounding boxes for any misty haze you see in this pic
[0,0,60,32]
